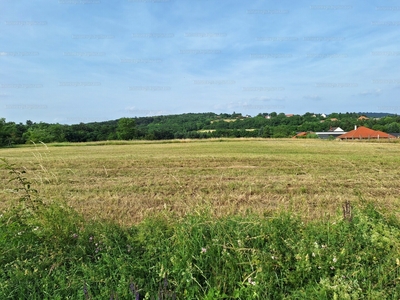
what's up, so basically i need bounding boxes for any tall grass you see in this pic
[0,160,399,298]
[1,140,400,298]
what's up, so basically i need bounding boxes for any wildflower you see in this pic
[333,257,337,263]
[201,247,207,253]
[397,258,400,266]
[89,236,93,242]
[248,277,256,285]
[271,255,276,260]
[72,233,78,239]
[33,226,39,231]
[321,244,327,249]
[312,252,316,257]
[314,242,319,248]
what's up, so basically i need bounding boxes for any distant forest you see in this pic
[1,112,400,146]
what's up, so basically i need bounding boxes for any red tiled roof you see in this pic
[293,132,307,138]
[337,126,396,139]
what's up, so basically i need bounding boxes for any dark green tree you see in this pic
[117,118,137,140]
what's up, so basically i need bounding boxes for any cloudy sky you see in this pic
[1,0,399,124]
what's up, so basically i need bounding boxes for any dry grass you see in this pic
[1,138,400,226]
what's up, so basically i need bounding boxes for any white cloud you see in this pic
[358,89,382,97]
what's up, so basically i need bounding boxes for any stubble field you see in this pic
[1,138,399,225]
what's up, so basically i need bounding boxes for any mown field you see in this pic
[1,139,400,299]
[1,138,400,225]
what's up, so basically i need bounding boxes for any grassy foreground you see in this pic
[0,194,399,299]
[1,139,400,298]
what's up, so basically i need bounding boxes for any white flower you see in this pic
[333,257,337,263]
[312,252,316,257]
[201,247,207,253]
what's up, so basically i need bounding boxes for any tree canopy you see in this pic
[0,112,399,147]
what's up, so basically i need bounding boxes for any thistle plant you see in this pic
[0,157,43,215]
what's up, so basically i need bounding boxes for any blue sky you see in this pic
[1,0,399,124]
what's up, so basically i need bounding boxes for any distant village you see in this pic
[289,115,400,140]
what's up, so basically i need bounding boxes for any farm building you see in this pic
[315,127,346,139]
[337,126,396,140]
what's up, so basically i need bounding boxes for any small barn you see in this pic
[337,126,396,140]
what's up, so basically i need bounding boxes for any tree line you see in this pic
[1,112,400,146]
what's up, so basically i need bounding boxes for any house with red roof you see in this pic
[292,132,308,138]
[337,126,396,140]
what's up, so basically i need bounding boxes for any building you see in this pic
[292,132,309,138]
[337,126,396,140]
[329,127,344,132]
[389,133,400,138]
[315,127,346,139]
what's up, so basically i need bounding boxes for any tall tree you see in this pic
[117,118,136,140]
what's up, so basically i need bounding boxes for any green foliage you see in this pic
[117,118,137,140]
[1,112,400,145]
[0,158,42,215]
[1,176,399,300]
[306,133,319,139]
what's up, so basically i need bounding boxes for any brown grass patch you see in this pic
[1,139,399,226]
